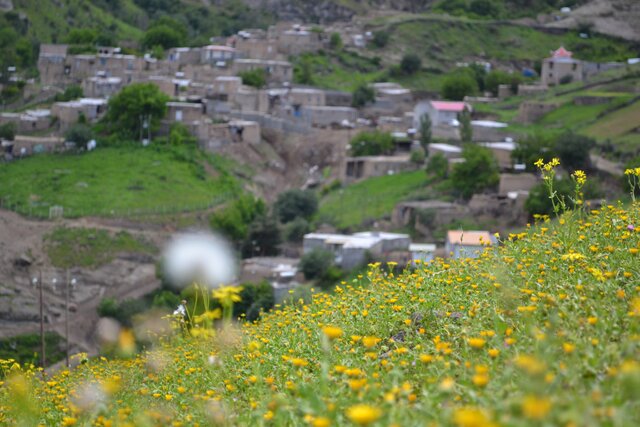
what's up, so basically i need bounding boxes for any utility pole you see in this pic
[37,271,45,373]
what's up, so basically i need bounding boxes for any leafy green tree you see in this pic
[284,217,310,242]
[511,133,556,171]
[65,28,98,45]
[441,73,478,100]
[400,53,422,75]
[0,122,16,141]
[459,109,473,143]
[294,56,315,85]
[241,213,281,257]
[470,0,501,17]
[427,153,449,179]
[239,69,267,89]
[299,249,334,280]
[274,190,318,223]
[349,131,394,157]
[54,85,84,102]
[64,123,93,145]
[372,31,390,48]
[484,70,522,96]
[352,83,375,108]
[554,132,596,172]
[142,25,183,50]
[210,195,266,242]
[419,114,432,151]
[329,32,343,50]
[451,144,499,199]
[104,83,170,139]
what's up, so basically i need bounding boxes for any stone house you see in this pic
[392,200,469,235]
[277,26,325,56]
[83,74,123,98]
[302,233,382,271]
[51,98,108,131]
[498,173,537,195]
[200,45,236,66]
[0,110,52,133]
[410,243,437,265]
[9,135,65,156]
[166,101,206,124]
[427,143,462,159]
[37,44,69,86]
[352,232,411,253]
[193,119,260,151]
[233,36,280,60]
[343,155,416,183]
[516,101,559,124]
[480,141,516,170]
[167,47,202,65]
[445,230,495,259]
[541,47,583,86]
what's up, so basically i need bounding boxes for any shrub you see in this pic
[299,249,334,280]
[329,32,343,50]
[0,122,16,141]
[239,68,267,89]
[469,0,500,17]
[210,195,266,242]
[484,70,521,97]
[559,74,573,85]
[54,85,83,102]
[371,31,390,48]
[64,123,93,146]
[441,73,478,101]
[169,123,197,145]
[284,217,310,242]
[451,144,499,199]
[427,153,448,179]
[352,83,375,108]
[233,281,274,321]
[274,190,318,223]
[349,131,394,157]
[554,132,595,172]
[511,133,556,171]
[400,53,422,75]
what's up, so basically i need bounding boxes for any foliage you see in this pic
[371,30,390,48]
[233,281,275,322]
[469,0,501,17]
[241,213,281,257]
[64,123,93,146]
[419,114,432,151]
[400,53,422,75]
[274,190,318,224]
[410,149,426,165]
[484,70,521,96]
[459,109,473,143]
[97,297,149,327]
[441,72,478,101]
[299,248,334,280]
[329,32,343,50]
[65,28,98,45]
[554,132,596,172]
[0,122,16,141]
[349,131,394,157]
[54,85,84,102]
[209,195,266,242]
[427,153,449,179]
[451,144,499,199]
[104,83,170,139]
[512,133,556,172]
[351,83,375,108]
[294,56,315,85]
[168,123,197,146]
[239,69,267,89]
[44,227,156,269]
[284,217,310,243]
[0,332,64,369]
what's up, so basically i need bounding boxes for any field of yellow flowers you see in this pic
[2,188,640,425]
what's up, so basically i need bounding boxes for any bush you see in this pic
[274,190,318,223]
[284,217,310,242]
[441,73,478,101]
[559,74,573,85]
[484,70,521,97]
[299,249,334,280]
[233,281,274,321]
[54,85,83,102]
[0,122,16,141]
[210,195,266,242]
[400,53,422,75]
[511,133,556,171]
[554,132,595,172]
[239,69,267,89]
[329,32,343,50]
[105,83,170,139]
[64,123,93,146]
[411,149,426,165]
[427,153,449,179]
[142,25,183,50]
[241,213,281,257]
[352,83,375,108]
[469,0,501,17]
[349,131,394,157]
[371,31,390,48]
[451,144,499,199]
[169,123,197,145]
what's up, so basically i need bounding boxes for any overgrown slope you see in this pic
[2,189,639,425]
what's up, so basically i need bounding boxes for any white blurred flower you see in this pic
[163,232,237,289]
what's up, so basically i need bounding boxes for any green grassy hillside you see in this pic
[1,176,639,425]
[0,145,241,218]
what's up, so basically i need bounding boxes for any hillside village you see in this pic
[0,0,640,372]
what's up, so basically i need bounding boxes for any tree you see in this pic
[210,195,266,242]
[459,108,473,143]
[54,85,83,102]
[329,32,343,50]
[104,83,170,139]
[554,132,595,172]
[233,281,274,321]
[349,131,394,157]
[0,122,16,141]
[239,69,267,89]
[65,28,98,45]
[241,213,281,257]
[284,217,310,242]
[142,25,183,50]
[352,83,375,108]
[294,56,314,85]
[299,249,334,280]
[274,190,318,223]
[441,73,478,100]
[427,153,448,179]
[64,123,93,146]
[372,31,390,48]
[400,53,422,75]
[168,123,197,145]
[419,114,432,151]
[484,70,522,97]
[511,133,556,171]
[469,0,500,17]
[451,144,499,199]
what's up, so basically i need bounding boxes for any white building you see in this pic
[413,100,472,128]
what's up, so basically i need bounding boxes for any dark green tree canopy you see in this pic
[451,144,499,199]
[349,131,394,157]
[104,83,170,139]
[274,189,318,223]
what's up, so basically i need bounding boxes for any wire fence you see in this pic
[0,192,234,220]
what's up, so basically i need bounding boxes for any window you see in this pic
[176,110,183,122]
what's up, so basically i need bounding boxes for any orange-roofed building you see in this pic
[445,230,495,259]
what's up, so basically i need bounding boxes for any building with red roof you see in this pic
[413,100,472,129]
[541,46,583,86]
